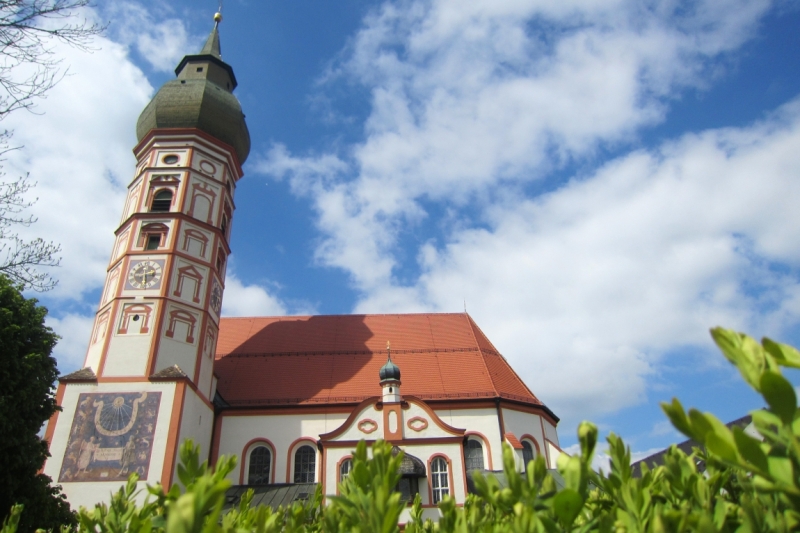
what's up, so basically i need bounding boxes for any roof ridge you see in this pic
[464,313,500,397]
[466,314,540,402]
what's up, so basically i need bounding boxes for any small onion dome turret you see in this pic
[136,17,250,163]
[379,355,401,382]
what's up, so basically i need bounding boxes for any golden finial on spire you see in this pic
[386,341,391,359]
[214,0,223,25]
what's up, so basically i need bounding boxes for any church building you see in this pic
[42,15,564,523]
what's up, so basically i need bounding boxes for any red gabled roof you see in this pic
[214,313,543,410]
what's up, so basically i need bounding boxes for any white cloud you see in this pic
[3,29,153,301]
[47,313,95,373]
[103,2,195,73]
[256,0,799,430]
[354,101,800,425]
[221,272,290,317]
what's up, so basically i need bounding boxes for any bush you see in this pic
[3,326,798,532]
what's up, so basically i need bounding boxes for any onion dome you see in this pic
[379,355,401,382]
[136,15,251,163]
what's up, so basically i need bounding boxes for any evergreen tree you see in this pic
[0,275,74,531]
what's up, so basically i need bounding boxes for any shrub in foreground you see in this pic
[3,326,799,532]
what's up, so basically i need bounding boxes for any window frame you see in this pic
[287,439,318,483]
[520,435,541,472]
[338,456,353,484]
[240,439,276,485]
[247,446,272,486]
[428,455,452,505]
[463,437,485,472]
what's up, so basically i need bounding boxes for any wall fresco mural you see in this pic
[59,392,162,482]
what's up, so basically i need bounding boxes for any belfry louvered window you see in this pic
[150,190,173,212]
[294,445,316,483]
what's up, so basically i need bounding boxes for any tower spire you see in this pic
[201,11,223,59]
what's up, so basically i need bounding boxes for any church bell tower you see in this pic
[43,13,249,508]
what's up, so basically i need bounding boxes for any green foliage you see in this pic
[0,275,73,532]
[6,326,800,532]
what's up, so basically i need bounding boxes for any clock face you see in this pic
[127,260,163,289]
[210,281,222,314]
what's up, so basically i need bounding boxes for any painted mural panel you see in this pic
[59,392,161,482]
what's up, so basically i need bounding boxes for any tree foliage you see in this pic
[0,274,73,532]
[3,325,799,532]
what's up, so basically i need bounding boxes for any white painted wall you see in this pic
[174,388,215,486]
[217,412,348,485]
[104,331,153,376]
[436,407,500,469]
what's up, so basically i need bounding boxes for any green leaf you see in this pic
[763,338,800,369]
[732,427,768,473]
[661,398,695,440]
[578,421,598,462]
[710,327,763,390]
[706,431,739,463]
[760,371,797,424]
[552,488,582,528]
[688,409,714,441]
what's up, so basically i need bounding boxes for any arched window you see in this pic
[248,446,271,485]
[522,441,535,471]
[220,214,228,237]
[430,457,449,504]
[294,445,316,483]
[339,458,352,482]
[150,190,173,212]
[464,439,484,472]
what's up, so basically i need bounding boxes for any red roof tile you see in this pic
[504,433,523,449]
[214,313,544,409]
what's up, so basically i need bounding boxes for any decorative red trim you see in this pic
[96,300,121,377]
[162,381,186,488]
[324,436,464,448]
[321,445,327,505]
[319,398,380,441]
[540,417,550,466]
[545,438,565,455]
[285,437,318,483]
[134,128,244,176]
[115,211,232,256]
[239,438,276,485]
[358,419,378,434]
[146,291,170,377]
[403,396,465,436]
[383,404,402,440]
[520,433,541,457]
[210,414,224,467]
[406,416,428,432]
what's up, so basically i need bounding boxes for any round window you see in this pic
[162,154,179,164]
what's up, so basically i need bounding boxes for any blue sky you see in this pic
[9,0,800,462]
